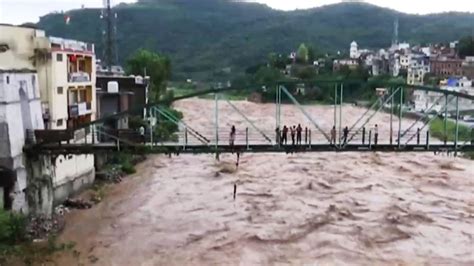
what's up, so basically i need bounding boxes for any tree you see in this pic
[268,53,288,70]
[126,49,171,102]
[253,66,284,85]
[294,65,317,80]
[296,43,309,64]
[458,36,474,58]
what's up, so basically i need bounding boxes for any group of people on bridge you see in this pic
[276,125,305,146]
[229,124,380,147]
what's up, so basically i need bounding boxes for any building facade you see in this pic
[333,59,359,72]
[350,41,359,59]
[0,71,46,212]
[407,56,430,85]
[462,57,474,80]
[430,57,463,78]
[96,75,149,128]
[36,36,96,206]
[0,24,96,212]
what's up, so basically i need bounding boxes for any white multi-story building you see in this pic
[350,41,359,59]
[0,71,46,212]
[36,36,97,204]
[400,54,411,69]
[407,55,430,85]
[0,24,96,212]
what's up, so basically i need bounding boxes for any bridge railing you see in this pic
[71,126,434,146]
[33,123,441,149]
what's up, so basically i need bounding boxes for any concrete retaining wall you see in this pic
[53,169,95,206]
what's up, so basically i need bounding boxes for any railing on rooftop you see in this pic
[68,72,91,83]
[68,102,92,118]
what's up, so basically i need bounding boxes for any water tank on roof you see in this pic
[107,81,119,93]
[135,75,144,84]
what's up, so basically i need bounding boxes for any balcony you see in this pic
[69,102,92,118]
[68,71,91,83]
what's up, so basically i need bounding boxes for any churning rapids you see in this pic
[52,99,473,265]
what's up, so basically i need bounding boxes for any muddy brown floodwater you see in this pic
[52,99,474,265]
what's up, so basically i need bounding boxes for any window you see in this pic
[79,90,86,102]
[57,119,63,126]
[57,86,63,94]
[6,76,9,84]
[56,53,63,62]
[69,90,78,104]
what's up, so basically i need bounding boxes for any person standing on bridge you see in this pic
[374,124,379,146]
[296,124,303,145]
[229,125,236,147]
[291,126,296,145]
[330,126,336,145]
[343,126,349,145]
[282,126,288,145]
[139,126,146,143]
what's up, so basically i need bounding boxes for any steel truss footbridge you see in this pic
[26,79,474,157]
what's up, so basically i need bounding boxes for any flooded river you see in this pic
[53,99,474,265]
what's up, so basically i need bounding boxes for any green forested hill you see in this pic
[36,0,474,80]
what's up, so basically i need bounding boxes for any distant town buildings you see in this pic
[407,55,430,85]
[413,77,474,113]
[334,33,473,114]
[430,57,464,78]
[333,58,359,72]
[462,57,474,80]
[340,37,472,87]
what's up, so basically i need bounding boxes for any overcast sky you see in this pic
[1,0,473,25]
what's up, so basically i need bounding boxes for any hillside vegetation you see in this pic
[36,0,474,80]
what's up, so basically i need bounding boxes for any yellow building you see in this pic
[38,37,96,130]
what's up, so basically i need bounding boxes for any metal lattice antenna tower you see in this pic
[393,17,399,45]
[114,12,119,64]
[102,0,116,72]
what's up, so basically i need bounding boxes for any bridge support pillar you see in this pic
[214,93,219,160]
[368,130,372,149]
[426,130,430,149]
[455,96,459,156]
[246,128,249,150]
[417,128,420,145]
[309,130,312,148]
[390,87,394,145]
[362,127,366,145]
[398,87,403,148]
[444,94,448,146]
[339,84,343,148]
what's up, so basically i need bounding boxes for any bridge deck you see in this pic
[27,143,474,155]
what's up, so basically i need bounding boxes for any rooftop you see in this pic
[0,23,38,30]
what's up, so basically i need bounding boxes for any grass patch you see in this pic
[429,118,471,142]
[0,210,27,246]
[112,152,137,174]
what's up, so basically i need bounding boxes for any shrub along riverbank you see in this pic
[429,118,473,159]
